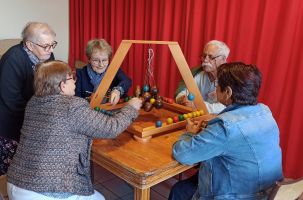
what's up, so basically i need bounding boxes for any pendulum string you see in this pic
[144,45,156,87]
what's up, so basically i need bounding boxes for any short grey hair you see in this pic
[86,39,113,59]
[21,22,56,43]
[206,40,230,58]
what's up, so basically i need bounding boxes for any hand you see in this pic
[86,92,95,102]
[186,118,203,134]
[127,97,143,111]
[110,90,120,105]
[178,95,192,107]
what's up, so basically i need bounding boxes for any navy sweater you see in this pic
[0,42,54,141]
[75,65,132,99]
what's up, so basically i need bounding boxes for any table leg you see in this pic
[134,187,150,200]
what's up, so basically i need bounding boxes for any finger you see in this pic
[110,93,117,104]
[186,118,193,125]
[112,96,119,105]
[185,101,192,107]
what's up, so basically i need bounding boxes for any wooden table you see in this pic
[91,129,194,200]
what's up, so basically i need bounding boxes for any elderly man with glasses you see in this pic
[0,22,56,175]
[175,40,230,114]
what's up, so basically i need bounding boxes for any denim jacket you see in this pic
[173,104,283,200]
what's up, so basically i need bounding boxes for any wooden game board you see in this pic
[98,100,214,142]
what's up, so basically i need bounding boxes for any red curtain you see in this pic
[69,0,303,178]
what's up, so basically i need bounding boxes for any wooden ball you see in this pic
[155,99,163,109]
[178,115,184,121]
[187,93,195,101]
[155,120,162,127]
[142,92,152,102]
[144,102,153,112]
[167,98,174,104]
[150,86,158,96]
[167,118,173,124]
[173,116,179,123]
[150,98,156,104]
[143,85,150,92]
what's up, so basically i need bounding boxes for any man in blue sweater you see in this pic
[0,22,56,175]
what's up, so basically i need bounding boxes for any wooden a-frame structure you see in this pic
[90,40,208,114]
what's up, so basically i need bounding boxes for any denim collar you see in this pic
[219,103,243,115]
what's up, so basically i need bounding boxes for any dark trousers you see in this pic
[0,136,18,175]
[168,172,198,200]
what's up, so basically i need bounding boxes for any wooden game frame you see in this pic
[90,40,211,141]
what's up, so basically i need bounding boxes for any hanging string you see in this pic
[144,45,156,87]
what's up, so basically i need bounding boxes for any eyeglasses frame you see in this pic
[30,40,58,51]
[201,54,223,61]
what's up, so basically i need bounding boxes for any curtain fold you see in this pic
[69,0,303,178]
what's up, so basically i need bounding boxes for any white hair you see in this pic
[206,40,230,58]
[21,22,56,42]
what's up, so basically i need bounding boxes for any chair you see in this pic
[74,60,86,69]
[269,178,303,200]
[0,175,8,200]
[0,39,22,58]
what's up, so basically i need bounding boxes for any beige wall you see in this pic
[0,0,69,62]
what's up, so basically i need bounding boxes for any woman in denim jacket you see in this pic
[172,62,283,200]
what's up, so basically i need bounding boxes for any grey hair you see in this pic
[86,39,113,59]
[206,40,230,58]
[21,22,56,43]
[34,60,72,97]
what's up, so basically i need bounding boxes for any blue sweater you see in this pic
[75,65,132,99]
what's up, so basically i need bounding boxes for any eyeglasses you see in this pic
[65,74,77,82]
[201,54,222,61]
[91,58,109,65]
[30,41,58,51]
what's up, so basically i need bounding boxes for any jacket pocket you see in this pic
[77,152,90,176]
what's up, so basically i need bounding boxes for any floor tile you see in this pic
[102,177,133,197]
[118,192,133,200]
[92,163,116,183]
[150,189,167,200]
[151,177,178,198]
[92,163,198,200]
[94,182,119,200]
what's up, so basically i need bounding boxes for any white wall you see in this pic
[0,0,69,62]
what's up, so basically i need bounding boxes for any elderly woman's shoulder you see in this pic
[67,95,90,105]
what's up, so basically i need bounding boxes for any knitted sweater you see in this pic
[7,95,138,196]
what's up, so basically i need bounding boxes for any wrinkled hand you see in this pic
[178,95,192,107]
[86,93,95,102]
[128,97,143,111]
[110,90,120,105]
[186,118,204,134]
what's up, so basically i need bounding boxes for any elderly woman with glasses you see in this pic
[7,60,142,200]
[0,22,56,175]
[170,62,283,200]
[75,39,132,105]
